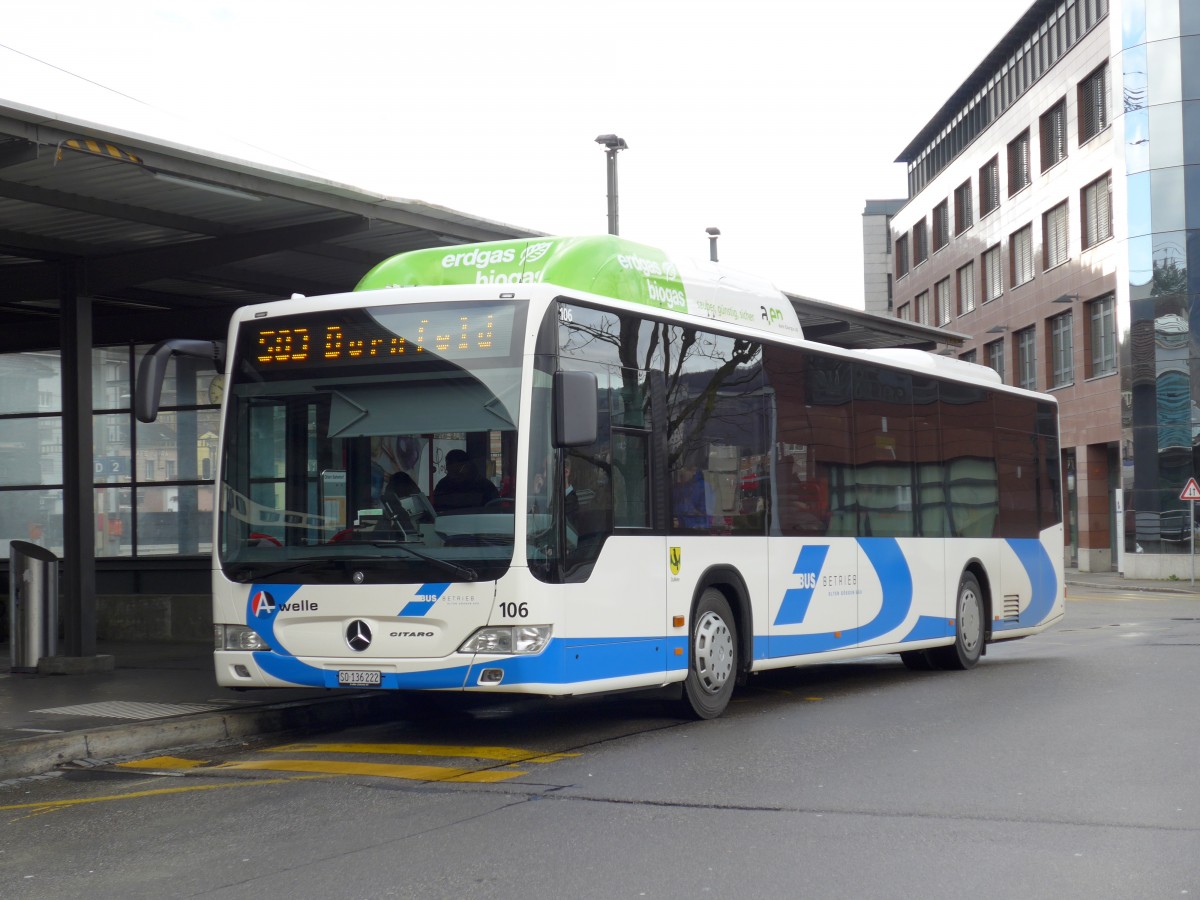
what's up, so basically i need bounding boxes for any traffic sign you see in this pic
[1182,477,1200,502]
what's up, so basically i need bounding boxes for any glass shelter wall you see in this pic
[0,344,220,558]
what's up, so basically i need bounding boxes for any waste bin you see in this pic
[9,540,58,672]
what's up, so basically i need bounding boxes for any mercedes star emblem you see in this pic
[346,620,372,652]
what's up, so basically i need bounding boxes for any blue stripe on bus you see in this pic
[767,537,914,657]
[464,636,691,685]
[245,535,1057,689]
[253,648,472,689]
[903,616,952,642]
[758,632,857,657]
[856,538,913,643]
[250,635,691,690]
[774,544,830,625]
[995,538,1058,631]
[399,582,451,617]
[245,584,301,656]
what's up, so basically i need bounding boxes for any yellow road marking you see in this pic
[215,758,525,783]
[117,756,207,770]
[269,742,580,764]
[0,777,308,814]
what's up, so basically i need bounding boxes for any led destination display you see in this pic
[243,301,518,371]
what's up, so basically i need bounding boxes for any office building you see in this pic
[886,0,1200,577]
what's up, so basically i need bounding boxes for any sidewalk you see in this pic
[0,640,405,782]
[2,568,1197,782]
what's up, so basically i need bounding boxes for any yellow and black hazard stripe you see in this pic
[55,138,142,165]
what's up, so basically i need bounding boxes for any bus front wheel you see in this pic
[680,588,738,719]
[931,571,984,671]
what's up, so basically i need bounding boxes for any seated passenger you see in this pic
[382,470,435,534]
[433,449,499,512]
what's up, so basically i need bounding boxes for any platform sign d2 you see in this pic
[1182,477,1200,502]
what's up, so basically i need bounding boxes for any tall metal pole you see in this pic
[594,135,627,236]
[605,149,619,236]
[706,227,721,262]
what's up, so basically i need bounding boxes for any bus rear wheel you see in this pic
[930,571,984,671]
[680,588,738,720]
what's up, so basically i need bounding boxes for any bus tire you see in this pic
[931,570,984,671]
[680,588,738,719]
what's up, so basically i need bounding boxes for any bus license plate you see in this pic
[337,670,382,686]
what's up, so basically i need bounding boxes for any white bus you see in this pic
[137,235,1064,718]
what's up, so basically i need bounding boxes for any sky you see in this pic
[1,0,1037,308]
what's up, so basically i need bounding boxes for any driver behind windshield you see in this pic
[433,449,499,512]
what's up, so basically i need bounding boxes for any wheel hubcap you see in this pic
[694,611,734,694]
[960,587,981,653]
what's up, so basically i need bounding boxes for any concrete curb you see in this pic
[1,691,403,782]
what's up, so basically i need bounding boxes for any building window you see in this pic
[1040,98,1068,171]
[1016,327,1037,391]
[1082,173,1112,248]
[1089,294,1116,376]
[935,278,952,326]
[1079,63,1110,144]
[957,261,976,315]
[913,220,928,266]
[960,349,977,364]
[932,200,950,252]
[1010,224,1034,287]
[986,339,1005,382]
[898,302,911,321]
[895,233,909,278]
[1007,130,1031,196]
[1043,201,1070,269]
[982,244,1003,302]
[954,180,973,234]
[916,290,930,324]
[1051,312,1073,387]
[980,157,1000,216]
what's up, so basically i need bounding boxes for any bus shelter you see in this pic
[0,99,959,664]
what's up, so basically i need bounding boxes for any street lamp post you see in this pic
[706,227,721,262]
[594,134,628,236]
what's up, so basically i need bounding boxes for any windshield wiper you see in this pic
[370,541,479,582]
[231,560,339,583]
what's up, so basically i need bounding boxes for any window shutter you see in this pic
[958,263,976,314]
[1081,65,1110,142]
[1045,202,1069,268]
[1012,226,1033,285]
[1084,174,1112,247]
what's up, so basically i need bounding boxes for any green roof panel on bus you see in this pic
[355,235,803,340]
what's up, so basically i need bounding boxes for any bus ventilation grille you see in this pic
[1003,594,1021,622]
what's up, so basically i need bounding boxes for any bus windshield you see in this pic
[218,300,525,584]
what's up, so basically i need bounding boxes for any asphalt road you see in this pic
[3,588,1198,900]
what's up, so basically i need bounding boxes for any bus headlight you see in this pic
[459,625,552,655]
[215,624,271,651]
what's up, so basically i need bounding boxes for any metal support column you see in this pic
[59,262,97,658]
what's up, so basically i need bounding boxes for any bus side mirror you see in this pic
[135,339,225,423]
[554,370,598,447]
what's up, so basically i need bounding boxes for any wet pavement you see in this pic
[1,569,1196,782]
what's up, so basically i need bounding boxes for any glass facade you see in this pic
[1117,0,1200,559]
[0,344,220,558]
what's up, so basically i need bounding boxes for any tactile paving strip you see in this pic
[30,701,229,720]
